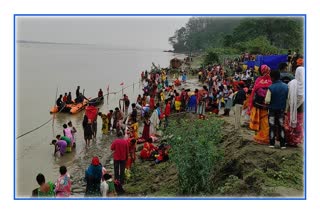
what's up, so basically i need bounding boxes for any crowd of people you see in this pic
[35,50,304,197]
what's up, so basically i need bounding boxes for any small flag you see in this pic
[120,82,124,86]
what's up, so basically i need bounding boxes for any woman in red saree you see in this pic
[248,65,272,144]
[141,117,151,140]
[126,138,137,169]
[285,65,304,146]
[140,138,157,160]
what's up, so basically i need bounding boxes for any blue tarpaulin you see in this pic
[243,60,255,69]
[254,55,288,71]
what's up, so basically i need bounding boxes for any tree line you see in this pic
[169,17,304,55]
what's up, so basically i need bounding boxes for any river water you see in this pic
[15,42,181,197]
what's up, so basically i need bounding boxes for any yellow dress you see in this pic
[100,114,109,134]
[131,122,139,139]
[249,107,269,144]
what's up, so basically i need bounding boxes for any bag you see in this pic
[253,87,268,109]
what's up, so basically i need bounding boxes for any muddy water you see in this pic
[16,42,183,197]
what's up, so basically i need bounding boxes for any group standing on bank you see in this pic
[34,50,304,197]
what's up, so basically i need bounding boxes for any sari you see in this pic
[126,139,137,169]
[55,174,71,197]
[249,107,270,144]
[131,122,139,139]
[284,66,304,146]
[85,164,102,197]
[248,65,272,144]
[140,142,156,160]
[99,113,109,134]
[284,111,303,146]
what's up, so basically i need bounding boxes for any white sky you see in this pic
[17,16,190,50]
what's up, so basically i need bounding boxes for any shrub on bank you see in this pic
[164,116,223,195]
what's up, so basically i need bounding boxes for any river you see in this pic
[15,42,182,197]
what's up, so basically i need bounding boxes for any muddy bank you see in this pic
[67,78,303,198]
[122,111,303,197]
[68,133,117,197]
[211,113,304,197]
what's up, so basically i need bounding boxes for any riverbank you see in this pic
[68,78,303,198]
[122,110,303,197]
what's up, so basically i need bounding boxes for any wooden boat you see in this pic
[88,96,104,107]
[50,99,90,114]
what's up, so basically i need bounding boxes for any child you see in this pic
[100,174,117,197]
[63,124,74,148]
[68,121,77,148]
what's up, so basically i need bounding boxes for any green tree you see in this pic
[169,17,304,54]
[203,51,220,65]
[233,36,278,54]
[231,17,303,50]
[169,17,242,52]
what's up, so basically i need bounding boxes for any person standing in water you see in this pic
[32,173,55,197]
[82,115,93,147]
[68,121,77,148]
[54,166,71,197]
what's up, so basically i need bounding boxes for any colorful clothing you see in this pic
[187,94,197,112]
[174,96,182,111]
[61,136,72,152]
[131,122,139,139]
[100,179,116,197]
[37,181,55,197]
[142,119,151,140]
[285,66,304,146]
[284,111,304,146]
[249,107,269,144]
[248,65,272,112]
[55,174,71,197]
[182,73,187,82]
[111,138,128,184]
[248,65,272,144]
[140,142,157,160]
[85,164,102,197]
[99,113,109,134]
[64,127,74,146]
[61,136,71,145]
[56,140,67,155]
[126,139,137,169]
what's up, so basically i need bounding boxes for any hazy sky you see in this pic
[17,16,190,50]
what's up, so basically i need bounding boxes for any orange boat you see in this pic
[50,99,90,114]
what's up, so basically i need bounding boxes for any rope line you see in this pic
[16,105,67,139]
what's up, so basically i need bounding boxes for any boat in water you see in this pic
[88,96,104,107]
[50,99,90,114]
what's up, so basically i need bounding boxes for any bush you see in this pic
[233,36,278,54]
[203,51,220,66]
[164,116,223,195]
[218,175,248,195]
